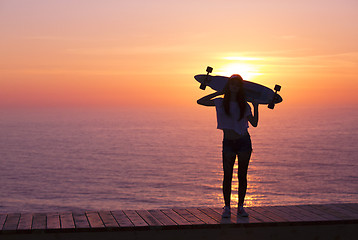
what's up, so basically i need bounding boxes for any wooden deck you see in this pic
[1,203,357,240]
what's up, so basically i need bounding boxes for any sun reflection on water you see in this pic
[207,159,267,208]
[206,159,269,207]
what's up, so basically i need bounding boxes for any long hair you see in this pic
[223,74,247,120]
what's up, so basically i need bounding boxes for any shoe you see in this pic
[222,206,231,218]
[237,205,249,217]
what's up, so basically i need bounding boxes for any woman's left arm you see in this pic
[247,102,259,127]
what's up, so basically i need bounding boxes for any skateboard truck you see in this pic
[268,84,281,109]
[200,66,213,90]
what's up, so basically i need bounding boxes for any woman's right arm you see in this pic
[197,91,223,106]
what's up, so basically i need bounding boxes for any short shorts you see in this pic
[222,134,252,154]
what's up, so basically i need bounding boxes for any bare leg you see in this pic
[237,151,252,206]
[222,151,236,207]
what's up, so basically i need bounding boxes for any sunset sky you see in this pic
[1,0,357,109]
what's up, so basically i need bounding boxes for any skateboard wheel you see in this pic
[200,83,207,90]
[268,103,275,109]
[206,66,213,73]
[274,85,281,91]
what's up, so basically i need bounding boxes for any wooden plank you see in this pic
[185,208,218,224]
[346,203,358,211]
[98,211,119,228]
[122,210,148,227]
[161,209,191,226]
[339,203,358,214]
[270,206,309,222]
[17,213,33,230]
[60,212,75,229]
[47,212,61,229]
[2,213,20,231]
[245,207,275,223]
[297,205,341,221]
[231,207,263,224]
[148,210,177,226]
[86,211,105,228]
[111,210,134,227]
[312,204,357,220]
[172,208,205,225]
[350,203,358,212]
[211,207,261,224]
[32,213,47,230]
[199,207,234,224]
[253,206,288,222]
[136,210,163,226]
[72,212,90,229]
[270,206,308,222]
[329,204,358,218]
[209,208,232,223]
[0,214,7,230]
[283,205,327,222]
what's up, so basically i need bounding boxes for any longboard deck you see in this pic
[195,74,283,105]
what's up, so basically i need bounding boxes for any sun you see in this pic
[216,63,262,81]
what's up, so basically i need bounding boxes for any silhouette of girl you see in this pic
[197,74,259,218]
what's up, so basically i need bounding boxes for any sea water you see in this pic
[0,106,357,213]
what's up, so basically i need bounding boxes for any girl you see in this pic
[197,74,259,218]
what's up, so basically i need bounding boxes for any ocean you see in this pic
[0,105,357,213]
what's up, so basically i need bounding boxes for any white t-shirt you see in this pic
[214,98,252,135]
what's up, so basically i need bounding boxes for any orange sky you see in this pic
[1,0,357,109]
